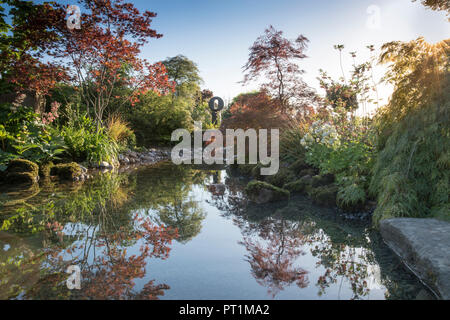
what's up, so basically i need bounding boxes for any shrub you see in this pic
[61,115,119,164]
[337,182,366,212]
[106,114,136,150]
[370,38,449,225]
[280,122,307,163]
[0,103,67,166]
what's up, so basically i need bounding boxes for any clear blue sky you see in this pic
[47,0,450,108]
[130,0,448,108]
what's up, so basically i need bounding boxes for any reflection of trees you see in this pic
[0,166,184,299]
[152,195,205,243]
[241,218,309,298]
[210,176,426,300]
[131,164,208,243]
[16,214,178,300]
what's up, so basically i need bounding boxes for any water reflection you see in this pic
[208,169,431,300]
[0,163,430,300]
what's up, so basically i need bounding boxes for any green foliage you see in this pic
[60,115,118,164]
[123,55,212,146]
[337,182,366,212]
[126,92,193,145]
[370,38,449,225]
[106,114,136,151]
[50,162,82,180]
[0,103,67,166]
[280,123,307,162]
[301,118,374,211]
[370,98,449,224]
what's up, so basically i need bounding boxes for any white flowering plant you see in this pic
[300,121,341,169]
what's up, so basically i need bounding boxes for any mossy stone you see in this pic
[245,181,290,204]
[4,159,39,185]
[283,175,314,194]
[50,162,82,180]
[265,168,296,188]
[299,168,317,178]
[308,184,338,207]
[311,174,335,188]
[6,159,39,177]
[39,162,54,178]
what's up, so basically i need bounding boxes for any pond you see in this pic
[0,162,432,300]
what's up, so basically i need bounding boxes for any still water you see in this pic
[0,162,430,300]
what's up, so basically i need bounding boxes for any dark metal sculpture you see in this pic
[208,97,224,125]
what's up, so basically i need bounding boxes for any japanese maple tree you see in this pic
[47,0,174,128]
[0,0,68,98]
[242,26,316,116]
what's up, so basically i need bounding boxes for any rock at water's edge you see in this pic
[245,181,290,204]
[380,218,450,300]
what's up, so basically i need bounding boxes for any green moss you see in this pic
[51,162,82,180]
[308,184,338,207]
[311,174,335,188]
[283,175,313,194]
[298,168,317,178]
[265,168,296,188]
[7,159,39,177]
[245,181,290,204]
[39,162,54,178]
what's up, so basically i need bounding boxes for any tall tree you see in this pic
[242,26,316,115]
[0,0,67,101]
[162,55,202,103]
[413,0,450,19]
[48,0,174,128]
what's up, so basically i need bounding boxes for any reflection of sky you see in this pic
[105,176,391,300]
[1,166,427,299]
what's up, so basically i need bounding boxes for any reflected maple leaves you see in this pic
[241,218,309,298]
[25,214,178,300]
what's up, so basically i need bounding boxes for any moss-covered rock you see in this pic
[299,168,317,178]
[265,167,296,188]
[283,175,314,194]
[4,159,39,185]
[6,159,39,176]
[51,162,83,181]
[308,184,338,207]
[39,162,54,178]
[245,181,290,204]
[289,158,310,175]
[311,174,335,188]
